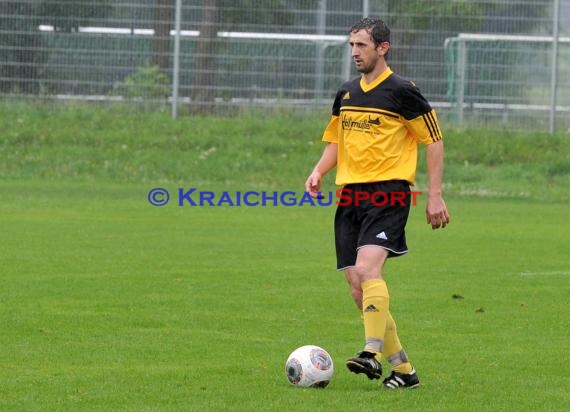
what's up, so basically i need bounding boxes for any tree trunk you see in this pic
[151,0,175,71]
[192,0,219,113]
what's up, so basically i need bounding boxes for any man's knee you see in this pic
[352,264,382,282]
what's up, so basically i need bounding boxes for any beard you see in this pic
[356,63,375,74]
[354,58,377,74]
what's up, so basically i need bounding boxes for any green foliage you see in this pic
[0,102,568,202]
[113,65,171,100]
[0,2,47,93]
[219,0,320,28]
[387,0,484,32]
[482,0,552,33]
[38,0,114,32]
[546,159,570,177]
[0,0,114,94]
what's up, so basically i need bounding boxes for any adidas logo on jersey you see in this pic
[364,304,379,312]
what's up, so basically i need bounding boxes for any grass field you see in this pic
[1,104,569,411]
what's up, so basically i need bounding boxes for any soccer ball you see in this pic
[285,345,334,388]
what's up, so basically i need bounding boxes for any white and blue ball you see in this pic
[285,345,334,388]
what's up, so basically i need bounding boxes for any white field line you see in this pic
[520,271,570,276]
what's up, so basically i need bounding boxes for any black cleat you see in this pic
[383,368,420,389]
[345,351,382,380]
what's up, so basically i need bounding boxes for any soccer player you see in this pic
[304,17,450,389]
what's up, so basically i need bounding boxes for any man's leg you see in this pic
[384,311,412,373]
[344,289,416,379]
[382,312,420,389]
[344,246,390,379]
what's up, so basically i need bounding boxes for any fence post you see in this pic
[315,0,327,102]
[362,0,369,17]
[456,38,467,125]
[549,0,560,134]
[171,0,182,120]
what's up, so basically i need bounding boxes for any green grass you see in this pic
[1,103,569,410]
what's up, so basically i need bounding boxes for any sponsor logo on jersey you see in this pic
[341,113,382,131]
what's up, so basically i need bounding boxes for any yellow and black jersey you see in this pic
[322,68,442,186]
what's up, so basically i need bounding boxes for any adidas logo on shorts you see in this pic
[376,231,388,240]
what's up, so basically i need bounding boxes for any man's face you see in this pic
[349,29,383,74]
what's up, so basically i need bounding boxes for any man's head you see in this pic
[348,17,391,75]
[349,17,391,49]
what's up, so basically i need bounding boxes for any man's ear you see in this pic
[378,42,390,57]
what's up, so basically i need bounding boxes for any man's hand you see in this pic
[304,142,337,198]
[426,195,450,229]
[425,140,449,230]
[305,170,323,199]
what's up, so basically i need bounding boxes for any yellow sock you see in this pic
[384,311,413,374]
[361,279,389,356]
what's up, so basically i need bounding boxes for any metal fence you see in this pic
[1,0,569,132]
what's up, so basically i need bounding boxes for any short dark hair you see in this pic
[350,17,390,48]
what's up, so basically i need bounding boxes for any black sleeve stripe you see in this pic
[422,112,442,142]
[429,111,443,140]
[429,112,439,138]
[422,113,436,142]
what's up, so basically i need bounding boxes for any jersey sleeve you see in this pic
[321,88,345,143]
[322,116,339,143]
[398,81,443,145]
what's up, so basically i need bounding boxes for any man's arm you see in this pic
[305,143,338,198]
[425,140,450,229]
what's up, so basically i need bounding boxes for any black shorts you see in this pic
[334,180,412,270]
